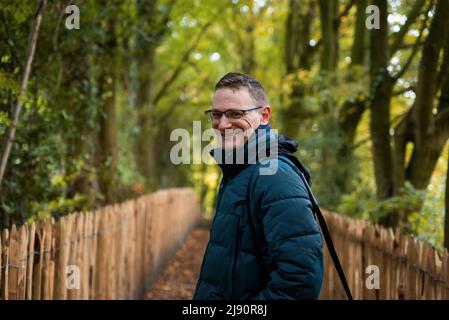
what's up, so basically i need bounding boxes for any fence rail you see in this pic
[2,189,448,300]
[320,210,449,300]
[0,188,201,300]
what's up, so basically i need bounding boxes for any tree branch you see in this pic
[334,0,355,30]
[389,0,427,57]
[413,0,449,147]
[394,41,424,51]
[435,107,449,140]
[393,85,415,96]
[155,73,212,123]
[151,4,225,106]
[0,0,46,189]
[52,0,73,92]
[338,0,355,20]
[437,31,449,92]
[392,12,428,81]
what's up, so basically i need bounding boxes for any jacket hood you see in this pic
[277,133,312,186]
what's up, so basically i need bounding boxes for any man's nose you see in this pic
[216,115,232,130]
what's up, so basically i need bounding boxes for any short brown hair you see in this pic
[215,72,269,107]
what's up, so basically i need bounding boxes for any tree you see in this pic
[132,0,165,191]
[445,148,449,250]
[0,0,45,189]
[368,0,395,207]
[282,0,317,139]
[379,0,449,227]
[335,0,368,195]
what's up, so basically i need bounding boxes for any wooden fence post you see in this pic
[25,223,35,300]
[17,224,28,299]
[8,225,18,299]
[1,229,9,300]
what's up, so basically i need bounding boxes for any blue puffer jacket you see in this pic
[193,124,323,300]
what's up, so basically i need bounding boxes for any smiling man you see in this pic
[207,75,270,150]
[193,72,324,300]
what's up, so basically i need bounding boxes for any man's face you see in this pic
[211,87,271,150]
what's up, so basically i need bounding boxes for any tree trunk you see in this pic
[0,0,46,190]
[335,0,367,194]
[96,18,119,203]
[318,0,338,71]
[369,0,394,195]
[239,3,256,75]
[97,73,118,203]
[406,0,449,190]
[133,0,162,191]
[134,53,158,191]
[282,0,316,139]
[317,0,340,208]
[368,0,397,226]
[382,0,449,226]
[445,147,449,250]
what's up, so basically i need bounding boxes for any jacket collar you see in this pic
[210,124,274,181]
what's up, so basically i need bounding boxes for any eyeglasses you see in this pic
[204,106,263,122]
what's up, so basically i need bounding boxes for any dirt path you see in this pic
[145,227,209,300]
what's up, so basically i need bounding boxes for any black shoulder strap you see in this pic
[278,155,353,300]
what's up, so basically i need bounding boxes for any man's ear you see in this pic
[260,106,271,125]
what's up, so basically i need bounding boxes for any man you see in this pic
[193,72,323,300]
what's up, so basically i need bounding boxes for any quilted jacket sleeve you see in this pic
[252,160,324,300]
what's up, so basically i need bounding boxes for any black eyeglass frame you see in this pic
[204,106,263,121]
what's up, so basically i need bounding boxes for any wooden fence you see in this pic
[320,210,449,300]
[0,188,201,300]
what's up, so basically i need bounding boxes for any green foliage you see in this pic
[0,0,447,251]
[338,181,426,220]
[407,189,445,252]
[337,177,446,251]
[1,1,34,24]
